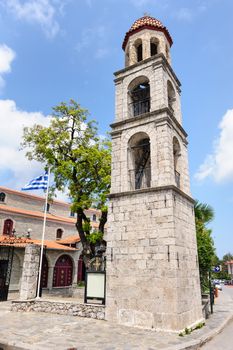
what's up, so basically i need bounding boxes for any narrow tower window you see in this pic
[137,44,143,62]
[134,39,143,63]
[150,38,159,57]
[150,43,157,56]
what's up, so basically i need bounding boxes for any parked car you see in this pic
[215,283,222,291]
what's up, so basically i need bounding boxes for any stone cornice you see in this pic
[110,107,188,140]
[114,53,181,89]
[108,185,195,204]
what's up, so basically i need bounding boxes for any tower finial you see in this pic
[143,12,150,16]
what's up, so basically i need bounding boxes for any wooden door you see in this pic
[41,255,48,288]
[53,255,73,287]
[3,219,13,235]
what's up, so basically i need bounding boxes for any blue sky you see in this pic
[0,0,232,258]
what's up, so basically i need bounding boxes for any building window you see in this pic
[0,192,6,203]
[70,211,75,217]
[128,132,151,190]
[92,214,97,222]
[3,219,13,236]
[56,228,63,240]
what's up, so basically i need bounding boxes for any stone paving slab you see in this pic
[0,288,233,350]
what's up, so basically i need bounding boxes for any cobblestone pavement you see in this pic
[0,288,233,350]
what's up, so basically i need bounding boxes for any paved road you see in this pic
[0,287,232,350]
[200,286,233,350]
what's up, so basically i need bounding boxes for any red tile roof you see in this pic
[122,15,173,50]
[57,235,80,244]
[0,204,76,225]
[0,235,77,250]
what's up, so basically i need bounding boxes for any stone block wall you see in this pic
[114,55,181,124]
[9,249,24,291]
[105,188,203,331]
[125,29,171,66]
[110,113,191,196]
[11,299,105,320]
[173,192,203,327]
[20,244,40,300]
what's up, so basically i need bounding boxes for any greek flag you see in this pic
[22,172,48,191]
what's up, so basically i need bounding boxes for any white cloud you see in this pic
[195,109,233,183]
[0,99,51,189]
[3,0,60,38]
[0,44,15,93]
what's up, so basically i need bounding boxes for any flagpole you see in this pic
[36,167,51,299]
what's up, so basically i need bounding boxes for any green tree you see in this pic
[222,253,233,263]
[21,100,111,266]
[194,201,216,291]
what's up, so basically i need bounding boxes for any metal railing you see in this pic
[128,167,151,190]
[129,98,150,117]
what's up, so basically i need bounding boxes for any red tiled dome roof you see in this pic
[122,16,173,50]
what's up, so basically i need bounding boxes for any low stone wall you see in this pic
[11,299,105,320]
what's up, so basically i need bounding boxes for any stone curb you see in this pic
[165,311,233,350]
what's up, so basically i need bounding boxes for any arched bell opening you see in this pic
[128,132,151,190]
[173,137,181,188]
[128,76,150,117]
[167,80,176,113]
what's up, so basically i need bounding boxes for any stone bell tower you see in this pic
[105,16,203,332]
